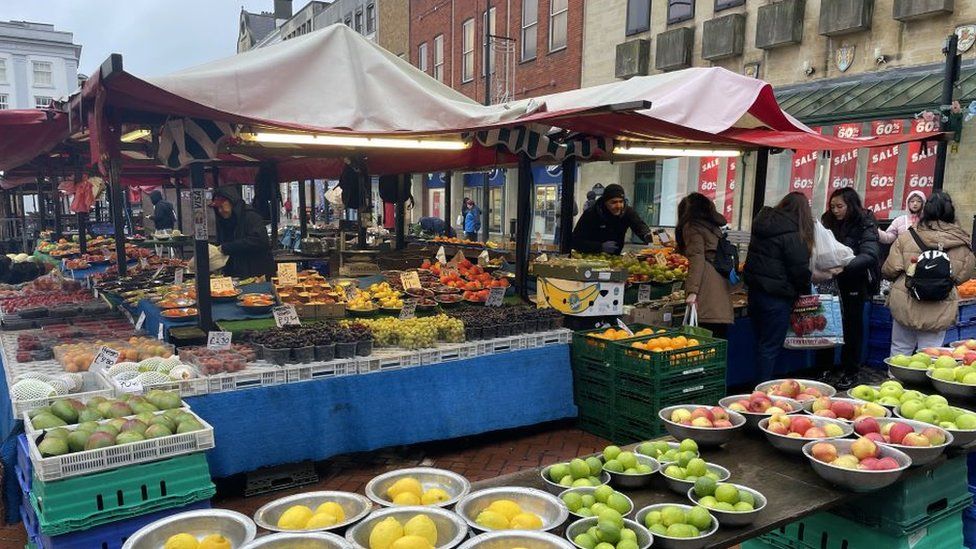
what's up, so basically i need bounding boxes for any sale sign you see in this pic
[723,158,737,221]
[698,157,720,200]
[903,117,939,206]
[863,119,904,219]
[827,123,861,207]
[790,150,818,201]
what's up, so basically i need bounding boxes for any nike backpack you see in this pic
[906,228,953,301]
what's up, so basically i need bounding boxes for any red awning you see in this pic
[0,109,70,172]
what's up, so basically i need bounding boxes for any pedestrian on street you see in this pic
[463,198,481,241]
[676,192,734,339]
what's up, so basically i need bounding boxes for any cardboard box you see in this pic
[537,277,624,316]
[628,304,680,328]
[294,302,346,320]
[530,263,628,283]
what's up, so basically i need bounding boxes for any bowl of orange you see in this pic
[161,307,199,320]
[238,293,276,314]
[212,288,242,301]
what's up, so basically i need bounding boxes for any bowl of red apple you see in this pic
[718,393,802,430]
[754,378,836,412]
[757,414,852,455]
[804,396,890,422]
[852,416,952,466]
[803,437,911,492]
[658,405,746,447]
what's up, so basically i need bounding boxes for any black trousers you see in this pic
[838,289,866,374]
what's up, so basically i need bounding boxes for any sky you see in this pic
[2,0,280,77]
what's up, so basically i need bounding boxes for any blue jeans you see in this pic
[749,289,794,382]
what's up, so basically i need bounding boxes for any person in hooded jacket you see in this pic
[744,192,815,382]
[821,187,881,389]
[879,190,925,245]
[883,192,976,355]
[149,190,176,232]
[676,193,734,338]
[571,184,653,254]
[209,186,275,279]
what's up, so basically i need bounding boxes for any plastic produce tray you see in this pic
[571,324,651,364]
[9,370,115,419]
[97,364,285,397]
[610,332,727,380]
[27,409,214,481]
[759,509,964,549]
[22,394,191,435]
[614,377,726,421]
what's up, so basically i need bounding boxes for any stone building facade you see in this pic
[0,20,81,111]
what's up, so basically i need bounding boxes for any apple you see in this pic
[790,416,813,435]
[711,406,729,421]
[854,417,880,435]
[810,442,837,462]
[889,354,911,367]
[767,406,786,415]
[823,423,844,437]
[851,437,879,460]
[749,397,771,413]
[786,432,803,438]
[901,432,932,447]
[900,390,925,404]
[831,400,856,420]
[888,422,914,444]
[965,352,976,365]
[879,380,903,392]
[729,402,747,412]
[832,455,860,469]
[900,399,924,419]
[860,402,887,418]
[814,409,838,419]
[878,385,902,399]
[921,427,947,445]
[875,457,901,470]
[691,408,714,422]
[811,397,832,413]
[924,395,949,408]
[778,379,801,399]
[713,419,733,428]
[671,409,692,423]
[849,385,877,402]
[804,427,827,438]
[966,339,976,350]
[769,414,792,429]
[864,432,886,444]
[859,457,881,470]
[691,417,713,428]
[766,422,789,435]
[880,423,894,436]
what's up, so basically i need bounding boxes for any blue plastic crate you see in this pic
[959,302,976,324]
[965,505,976,549]
[957,322,976,342]
[968,453,976,486]
[17,434,31,492]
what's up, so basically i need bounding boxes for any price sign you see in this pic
[207,331,233,350]
[638,284,651,303]
[436,246,447,264]
[537,253,549,263]
[399,300,417,319]
[400,271,422,290]
[477,249,490,266]
[448,250,465,266]
[117,378,144,394]
[655,254,667,267]
[157,323,165,340]
[486,286,506,307]
[211,276,234,293]
[135,311,146,331]
[191,189,208,241]
[89,346,120,373]
[273,304,301,327]
[277,262,298,286]
[615,319,634,336]
[174,268,184,285]
[442,266,459,279]
[344,284,359,300]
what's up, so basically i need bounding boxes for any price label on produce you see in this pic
[486,286,506,307]
[174,268,184,285]
[478,249,490,266]
[448,250,465,266]
[400,271,422,290]
[654,254,667,267]
[273,304,301,327]
[616,319,634,336]
[211,276,234,293]
[399,300,417,320]
[135,311,146,331]
[277,262,298,286]
[436,246,447,264]
[89,346,120,373]
[117,378,143,394]
[638,284,651,303]
[442,266,459,279]
[151,265,165,280]
[207,331,233,350]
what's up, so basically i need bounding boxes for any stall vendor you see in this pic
[210,186,275,278]
[571,184,653,254]
[419,216,456,237]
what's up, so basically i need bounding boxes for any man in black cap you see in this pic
[149,190,176,231]
[571,183,653,255]
[210,186,275,278]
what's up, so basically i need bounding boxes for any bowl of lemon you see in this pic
[455,487,569,536]
[254,491,373,533]
[345,506,469,549]
[242,531,352,548]
[366,468,471,508]
[121,509,256,549]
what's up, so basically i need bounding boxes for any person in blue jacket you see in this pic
[464,198,482,241]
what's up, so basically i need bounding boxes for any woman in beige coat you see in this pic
[677,193,734,338]
[882,191,976,355]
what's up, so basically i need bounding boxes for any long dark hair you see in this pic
[676,192,727,252]
[776,192,815,253]
[822,187,868,233]
[919,191,956,228]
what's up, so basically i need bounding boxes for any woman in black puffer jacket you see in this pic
[744,192,814,382]
[821,187,880,389]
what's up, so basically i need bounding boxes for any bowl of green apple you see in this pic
[634,439,699,466]
[895,394,976,448]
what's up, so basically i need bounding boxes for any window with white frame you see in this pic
[32,61,53,87]
[418,42,429,73]
[549,0,568,52]
[433,35,445,82]
[0,94,8,110]
[34,96,53,109]
[521,0,538,61]
[0,59,7,84]
[483,7,496,76]
[462,18,475,82]
[366,3,376,34]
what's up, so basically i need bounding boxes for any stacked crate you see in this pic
[571,325,727,442]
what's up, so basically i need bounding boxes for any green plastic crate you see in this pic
[30,453,215,536]
[615,378,726,421]
[610,414,666,444]
[571,324,654,364]
[578,414,615,442]
[741,539,788,549]
[610,333,727,383]
[760,509,964,549]
[832,456,972,536]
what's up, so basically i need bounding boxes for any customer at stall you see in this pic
[878,190,926,244]
[571,184,652,255]
[820,187,881,389]
[419,216,456,237]
[883,192,975,355]
[744,192,814,381]
[675,192,734,338]
[149,190,176,232]
[210,186,275,279]
[463,198,481,241]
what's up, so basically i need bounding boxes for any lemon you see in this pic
[198,534,232,549]
[475,510,510,530]
[393,492,421,506]
[388,477,424,500]
[315,501,346,522]
[277,505,314,530]
[306,512,339,529]
[510,512,544,530]
[404,514,439,545]
[164,533,199,549]
[369,517,405,549]
[487,500,523,522]
[421,488,451,506]
[391,535,434,549]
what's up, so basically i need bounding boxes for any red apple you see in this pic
[691,417,713,428]
[795,392,817,402]
[691,407,714,422]
[713,419,733,428]
[766,422,789,435]
[749,397,772,413]
[810,442,837,462]
[887,422,914,445]
[749,391,770,401]
[811,396,832,412]
[711,406,729,421]
[854,416,880,436]
[859,457,881,470]
[851,437,879,460]
[804,388,824,398]
[921,427,947,445]
[830,400,856,420]
[814,409,838,419]
[778,379,801,398]
[874,457,901,470]
[804,427,827,438]
[864,432,886,444]
[901,432,932,447]
[790,416,813,435]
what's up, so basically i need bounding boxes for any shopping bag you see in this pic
[812,220,854,271]
[681,304,713,339]
[784,294,844,349]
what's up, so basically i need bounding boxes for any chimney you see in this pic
[274,0,293,20]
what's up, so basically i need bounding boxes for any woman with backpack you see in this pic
[882,192,976,355]
[676,193,734,339]
[820,188,881,389]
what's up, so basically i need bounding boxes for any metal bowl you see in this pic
[121,509,257,549]
[242,532,352,549]
[634,441,699,465]
[801,439,911,493]
[894,406,976,448]
[926,369,976,399]
[757,416,853,455]
[345,506,468,549]
[539,465,610,495]
[873,417,953,466]
[557,487,635,520]
[605,454,659,489]
[842,385,903,410]
[634,504,719,549]
[457,531,576,549]
[685,484,767,527]
[365,468,471,508]
[803,397,892,423]
[658,405,746,447]
[660,462,730,495]
[455,487,569,535]
[755,378,837,399]
[718,394,803,429]
[253,491,373,533]
[564,517,652,549]
[885,359,933,385]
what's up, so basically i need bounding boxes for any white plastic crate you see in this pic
[98,364,286,397]
[23,403,193,436]
[27,409,215,481]
[356,357,382,374]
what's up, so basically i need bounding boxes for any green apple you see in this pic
[908,361,929,370]
[849,385,877,402]
[925,395,949,408]
[935,356,959,369]
[900,390,926,404]
[878,385,903,399]
[956,414,976,430]
[890,354,912,367]
[911,352,932,365]
[914,409,939,425]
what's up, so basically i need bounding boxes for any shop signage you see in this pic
[116,378,143,394]
[904,118,939,204]
[273,304,301,327]
[207,331,233,350]
[399,300,417,319]
[400,271,422,290]
[698,157,720,200]
[174,269,184,285]
[191,189,208,241]
[723,159,737,220]
[211,277,234,293]
[827,123,862,208]
[486,286,506,307]
[789,150,818,201]
[638,284,652,303]
[864,119,904,219]
[436,246,447,264]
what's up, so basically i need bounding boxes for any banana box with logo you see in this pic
[531,259,627,316]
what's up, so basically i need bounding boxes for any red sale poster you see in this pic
[723,158,737,221]
[790,149,818,201]
[826,123,861,208]
[863,119,904,219]
[903,117,939,206]
[698,157,720,200]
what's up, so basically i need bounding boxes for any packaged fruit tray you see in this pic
[8,369,115,419]
[610,331,727,381]
[26,408,215,481]
[21,391,190,435]
[96,362,284,397]
[53,338,176,373]
[571,324,653,364]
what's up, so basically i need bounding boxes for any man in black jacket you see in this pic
[149,190,176,231]
[571,184,652,254]
[210,186,275,278]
